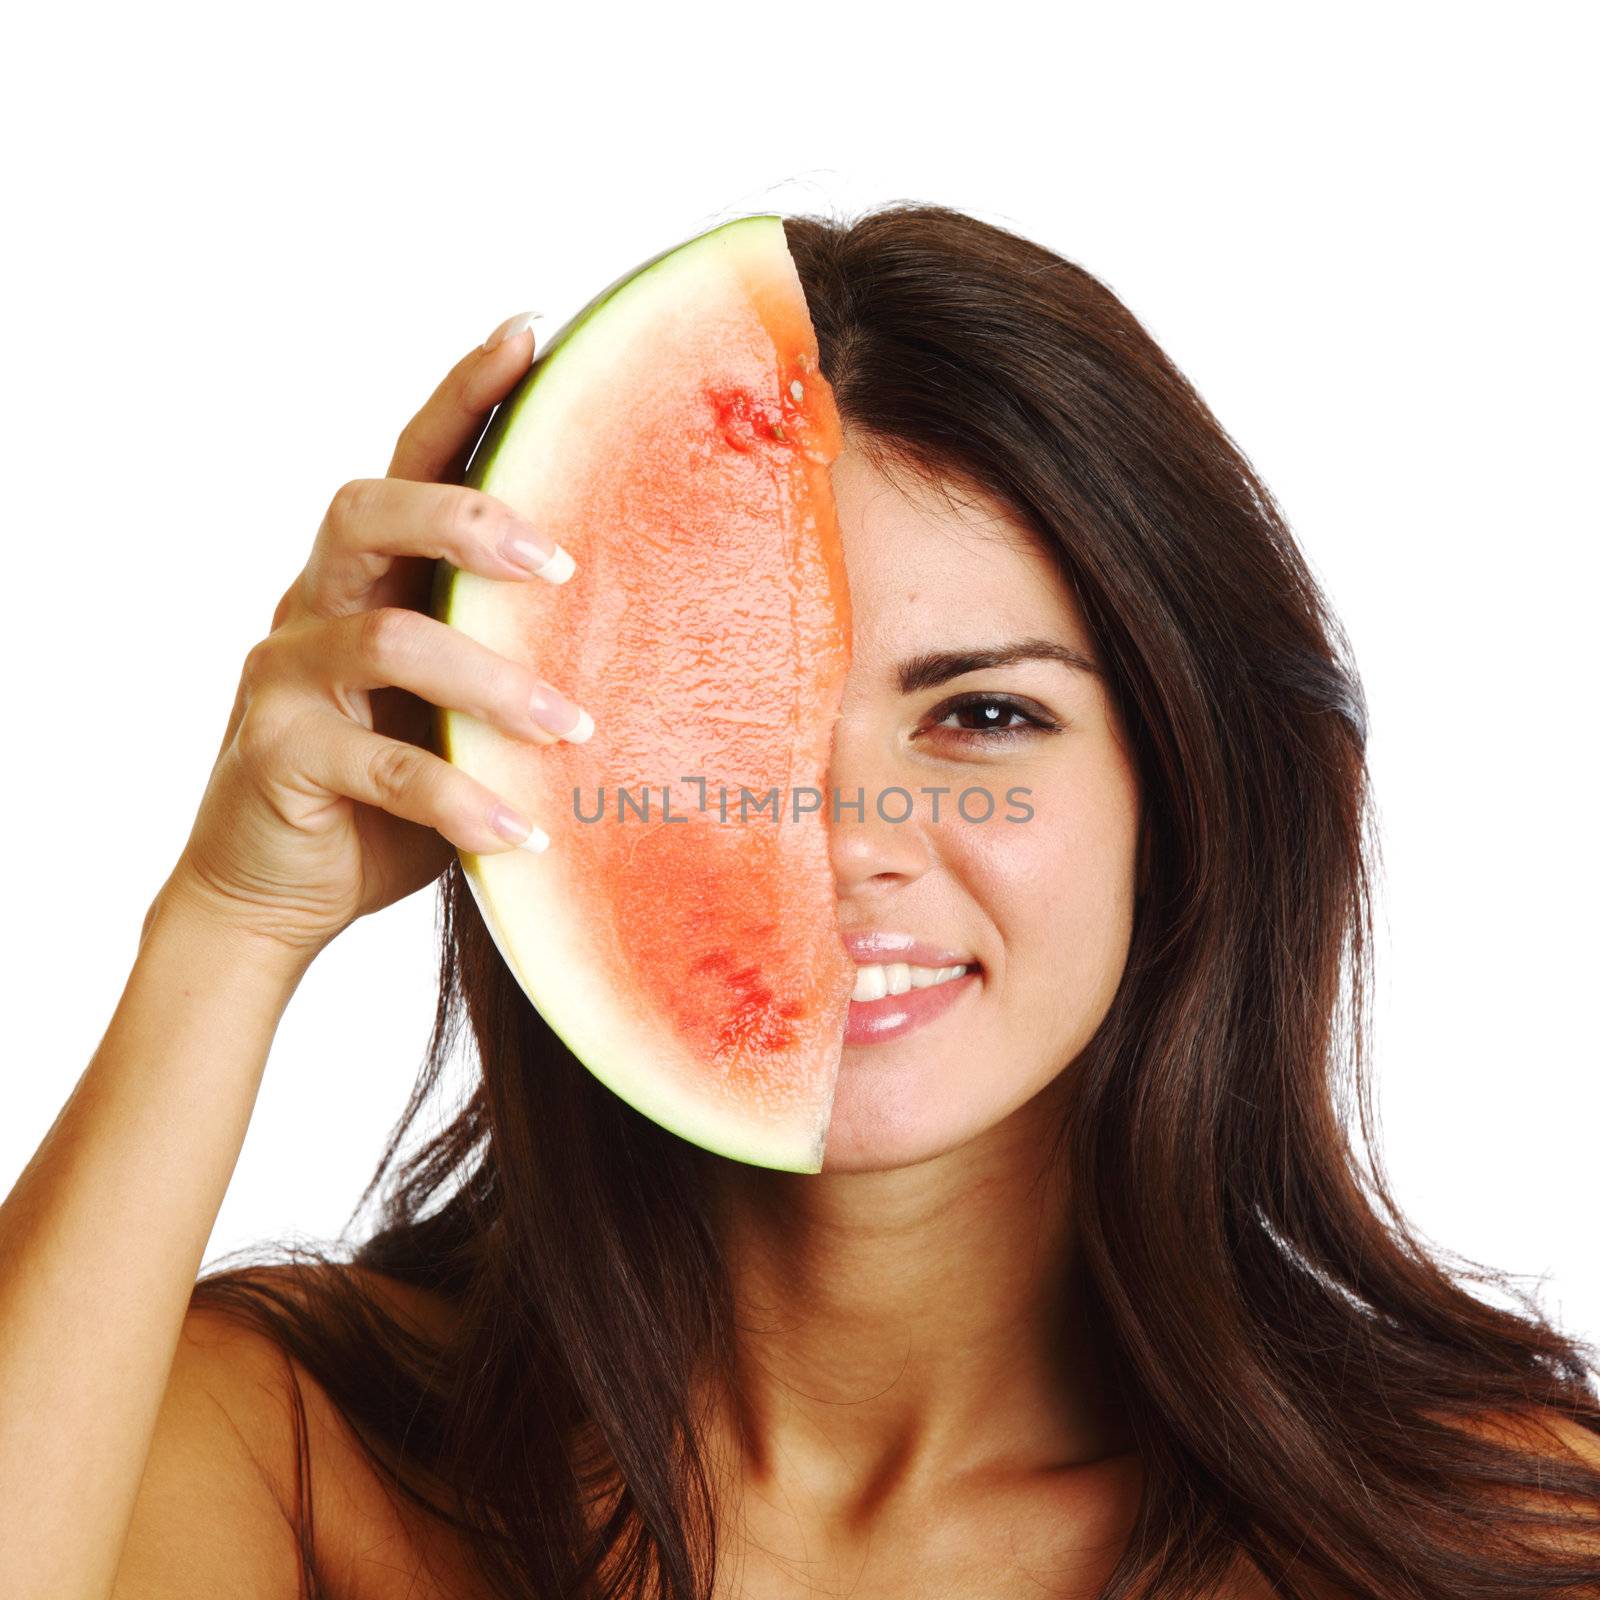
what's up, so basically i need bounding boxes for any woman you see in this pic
[4,203,1599,1600]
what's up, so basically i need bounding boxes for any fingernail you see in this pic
[483,310,539,353]
[501,529,576,584]
[490,802,550,853]
[529,681,594,744]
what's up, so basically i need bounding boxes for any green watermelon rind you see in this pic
[427,213,838,1174]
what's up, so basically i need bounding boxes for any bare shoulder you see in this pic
[112,1293,307,1597]
[1206,1405,1600,1600]
[1424,1401,1600,1494]
[1456,1402,1600,1463]
[291,1264,485,1600]
[1192,1408,1600,1600]
[1453,1403,1600,1543]
[1214,1553,1355,1600]
[115,1263,482,1600]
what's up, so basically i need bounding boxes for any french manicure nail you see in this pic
[529,681,594,744]
[501,528,576,585]
[490,802,550,853]
[483,310,540,353]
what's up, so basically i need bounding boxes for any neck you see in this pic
[697,1088,1132,1517]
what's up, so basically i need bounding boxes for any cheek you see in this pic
[819,758,1142,1172]
[955,764,1140,1032]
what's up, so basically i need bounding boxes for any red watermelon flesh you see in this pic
[430,215,854,1173]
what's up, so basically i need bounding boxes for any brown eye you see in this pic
[926,693,1061,743]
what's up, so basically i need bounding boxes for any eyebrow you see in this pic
[896,638,1101,695]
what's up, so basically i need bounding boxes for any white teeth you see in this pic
[854,964,888,1002]
[850,963,969,1003]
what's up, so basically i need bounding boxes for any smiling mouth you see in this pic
[849,961,977,1003]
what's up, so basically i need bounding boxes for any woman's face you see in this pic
[821,437,1143,1172]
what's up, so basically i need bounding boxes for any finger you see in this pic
[293,477,574,623]
[294,708,552,856]
[386,313,542,485]
[317,605,594,747]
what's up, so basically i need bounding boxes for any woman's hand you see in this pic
[158,312,591,961]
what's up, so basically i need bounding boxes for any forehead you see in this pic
[828,439,1094,663]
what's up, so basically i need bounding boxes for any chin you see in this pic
[815,1042,1080,1175]
[815,1063,993,1174]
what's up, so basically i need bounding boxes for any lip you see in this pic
[838,929,981,1047]
[839,929,976,969]
[843,966,979,1046]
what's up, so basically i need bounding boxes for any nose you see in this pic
[826,720,936,898]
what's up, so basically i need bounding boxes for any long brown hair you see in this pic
[192,201,1600,1599]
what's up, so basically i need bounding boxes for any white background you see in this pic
[3,5,1595,1350]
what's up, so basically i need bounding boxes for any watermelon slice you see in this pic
[429,215,855,1173]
